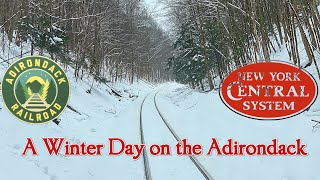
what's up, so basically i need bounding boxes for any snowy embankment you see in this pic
[1,31,320,180]
[0,33,154,179]
[156,46,320,180]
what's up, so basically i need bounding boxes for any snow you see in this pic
[0,32,153,179]
[53,37,63,42]
[0,63,154,179]
[0,26,320,180]
[0,68,154,179]
[156,52,320,179]
[142,91,205,179]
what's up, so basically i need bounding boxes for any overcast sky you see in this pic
[143,0,170,31]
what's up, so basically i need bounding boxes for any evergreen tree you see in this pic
[18,16,67,58]
[18,16,35,43]
[16,81,26,104]
[46,80,56,104]
[168,21,206,85]
[35,18,68,57]
[1,0,175,83]
[23,85,31,101]
[206,21,229,80]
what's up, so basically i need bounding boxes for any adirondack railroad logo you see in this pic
[1,56,69,124]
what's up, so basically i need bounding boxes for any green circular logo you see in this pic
[1,56,70,124]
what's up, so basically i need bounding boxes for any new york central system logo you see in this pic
[1,56,70,124]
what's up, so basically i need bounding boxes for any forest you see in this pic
[0,0,173,86]
[165,0,320,90]
[1,0,320,91]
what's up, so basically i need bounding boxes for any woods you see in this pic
[166,0,320,90]
[1,0,320,91]
[0,0,173,84]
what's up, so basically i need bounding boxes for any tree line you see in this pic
[165,0,320,90]
[0,0,173,86]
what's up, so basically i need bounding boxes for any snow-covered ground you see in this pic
[158,82,319,180]
[155,40,320,180]
[0,32,154,179]
[1,30,320,180]
[0,60,154,179]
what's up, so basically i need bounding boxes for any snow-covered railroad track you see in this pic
[152,90,215,180]
[139,93,153,180]
[139,90,215,180]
